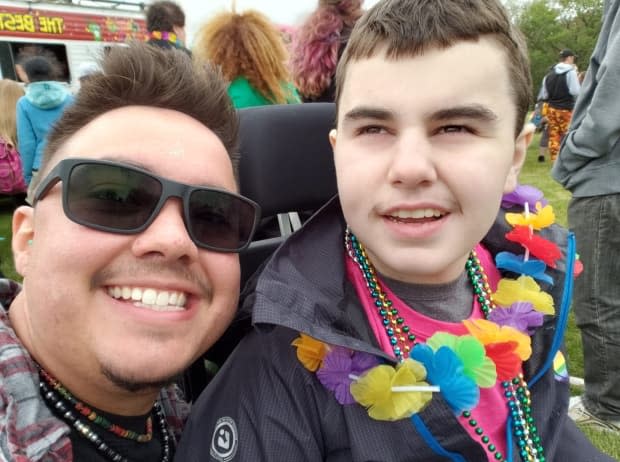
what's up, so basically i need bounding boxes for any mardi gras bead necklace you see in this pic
[39,367,172,462]
[344,229,545,462]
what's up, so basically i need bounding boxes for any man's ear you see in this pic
[504,122,535,193]
[329,128,337,151]
[12,206,34,277]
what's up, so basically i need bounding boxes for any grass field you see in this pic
[0,133,617,459]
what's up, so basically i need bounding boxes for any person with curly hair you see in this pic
[290,0,363,102]
[193,10,300,109]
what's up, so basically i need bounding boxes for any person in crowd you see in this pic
[0,79,27,199]
[553,0,620,435]
[16,53,73,186]
[146,0,190,53]
[0,42,259,461]
[175,0,613,460]
[290,0,363,102]
[193,9,300,108]
[538,49,581,162]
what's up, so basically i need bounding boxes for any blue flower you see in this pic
[495,251,554,285]
[410,344,479,414]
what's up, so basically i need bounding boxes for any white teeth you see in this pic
[391,208,444,219]
[156,291,169,307]
[108,286,188,310]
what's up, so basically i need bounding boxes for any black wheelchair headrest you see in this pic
[238,103,338,217]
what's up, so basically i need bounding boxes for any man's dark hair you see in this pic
[35,41,238,196]
[22,54,61,82]
[146,0,185,32]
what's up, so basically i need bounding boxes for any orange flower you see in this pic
[291,334,329,371]
[463,319,532,361]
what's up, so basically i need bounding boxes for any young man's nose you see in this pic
[387,131,438,187]
[131,198,199,262]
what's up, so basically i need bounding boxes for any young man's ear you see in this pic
[504,122,535,193]
[12,206,34,277]
[329,128,337,151]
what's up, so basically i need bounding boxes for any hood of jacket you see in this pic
[244,196,570,359]
[553,63,575,74]
[25,81,70,109]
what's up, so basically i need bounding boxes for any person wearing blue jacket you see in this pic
[16,54,73,185]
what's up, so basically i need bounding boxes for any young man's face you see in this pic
[331,37,530,285]
[12,106,240,410]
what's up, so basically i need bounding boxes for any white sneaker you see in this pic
[568,396,620,433]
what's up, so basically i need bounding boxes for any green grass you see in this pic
[0,135,616,459]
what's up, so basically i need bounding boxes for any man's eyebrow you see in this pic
[429,104,499,123]
[341,106,396,124]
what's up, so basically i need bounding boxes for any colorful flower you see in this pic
[505,226,562,268]
[316,347,380,405]
[492,275,555,315]
[505,203,555,230]
[483,342,522,381]
[410,344,479,414]
[292,334,329,372]
[463,319,532,361]
[495,251,553,286]
[501,184,547,210]
[426,333,496,388]
[487,302,544,335]
[349,359,432,421]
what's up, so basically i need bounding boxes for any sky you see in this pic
[176,0,381,46]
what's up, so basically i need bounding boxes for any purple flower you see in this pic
[316,347,379,404]
[488,302,544,335]
[502,184,547,210]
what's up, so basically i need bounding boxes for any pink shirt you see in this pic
[346,244,508,461]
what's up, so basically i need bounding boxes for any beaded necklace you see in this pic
[39,368,171,462]
[345,229,545,462]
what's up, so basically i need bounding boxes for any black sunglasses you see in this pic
[32,158,261,253]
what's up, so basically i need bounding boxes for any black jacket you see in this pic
[176,198,613,462]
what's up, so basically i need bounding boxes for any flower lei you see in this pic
[292,184,575,462]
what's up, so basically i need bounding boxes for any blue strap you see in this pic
[411,414,467,462]
[530,231,576,386]
[505,413,514,462]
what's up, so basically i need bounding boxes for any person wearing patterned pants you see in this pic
[546,106,572,161]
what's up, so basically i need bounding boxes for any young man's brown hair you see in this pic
[35,41,238,198]
[334,0,532,136]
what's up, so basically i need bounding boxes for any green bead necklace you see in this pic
[345,229,545,462]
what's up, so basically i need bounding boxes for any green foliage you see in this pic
[513,0,603,102]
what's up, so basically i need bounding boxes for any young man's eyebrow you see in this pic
[429,104,499,123]
[341,106,396,124]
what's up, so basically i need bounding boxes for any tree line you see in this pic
[505,0,604,103]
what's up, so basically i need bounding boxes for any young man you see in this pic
[539,49,581,162]
[146,0,190,53]
[1,42,259,461]
[176,0,613,460]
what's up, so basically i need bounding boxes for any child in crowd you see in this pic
[175,0,614,460]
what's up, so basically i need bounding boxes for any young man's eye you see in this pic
[357,125,388,135]
[438,125,471,134]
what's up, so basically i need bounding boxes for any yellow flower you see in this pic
[493,275,555,315]
[505,203,556,230]
[463,319,532,361]
[350,359,432,421]
[291,334,328,372]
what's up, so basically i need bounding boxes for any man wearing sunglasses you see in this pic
[0,42,259,461]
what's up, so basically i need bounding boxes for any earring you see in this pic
[27,239,33,246]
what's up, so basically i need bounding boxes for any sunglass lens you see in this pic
[188,190,256,251]
[66,164,162,231]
